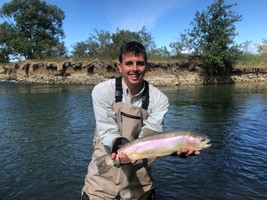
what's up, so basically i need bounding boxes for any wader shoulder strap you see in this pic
[142,80,149,110]
[115,77,149,110]
[115,77,123,103]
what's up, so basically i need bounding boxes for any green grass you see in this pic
[236,53,267,68]
[3,53,267,69]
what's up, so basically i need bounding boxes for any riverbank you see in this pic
[0,60,266,85]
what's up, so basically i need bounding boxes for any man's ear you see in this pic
[117,62,122,73]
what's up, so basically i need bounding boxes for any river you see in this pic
[0,81,266,200]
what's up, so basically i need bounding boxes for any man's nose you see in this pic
[131,62,138,70]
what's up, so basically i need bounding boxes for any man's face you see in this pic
[118,52,147,89]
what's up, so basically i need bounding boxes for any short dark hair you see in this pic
[119,41,147,63]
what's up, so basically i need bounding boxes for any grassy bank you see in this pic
[236,53,267,68]
[2,53,267,70]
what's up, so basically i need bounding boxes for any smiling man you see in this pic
[81,41,170,200]
[81,41,202,200]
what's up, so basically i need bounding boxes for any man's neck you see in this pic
[124,80,144,96]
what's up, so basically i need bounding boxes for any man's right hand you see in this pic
[111,137,130,154]
[111,151,136,165]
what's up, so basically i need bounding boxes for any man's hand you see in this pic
[111,137,136,166]
[177,149,201,157]
[111,152,136,165]
[111,137,129,153]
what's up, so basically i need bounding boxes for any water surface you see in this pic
[0,82,266,200]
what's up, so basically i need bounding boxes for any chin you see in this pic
[130,78,142,84]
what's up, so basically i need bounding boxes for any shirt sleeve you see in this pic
[91,80,121,149]
[141,85,169,135]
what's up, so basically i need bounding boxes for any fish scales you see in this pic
[117,131,211,161]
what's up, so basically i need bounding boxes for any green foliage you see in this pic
[176,0,242,75]
[0,0,66,60]
[241,40,253,54]
[0,46,10,63]
[256,39,267,54]
[149,46,171,58]
[238,53,267,67]
[71,27,157,60]
[109,29,142,59]
[259,52,267,66]
[71,42,89,58]
[0,39,14,63]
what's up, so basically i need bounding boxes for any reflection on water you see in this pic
[156,83,267,200]
[0,82,266,200]
[0,83,95,199]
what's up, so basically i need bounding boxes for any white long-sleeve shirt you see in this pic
[92,78,169,149]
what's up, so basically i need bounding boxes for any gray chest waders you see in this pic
[83,77,155,199]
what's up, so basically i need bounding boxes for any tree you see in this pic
[41,42,68,58]
[91,27,155,59]
[71,27,156,60]
[0,0,66,60]
[109,28,142,59]
[71,42,90,58]
[178,0,242,75]
[256,39,267,54]
[0,40,13,62]
[149,46,170,58]
[90,29,112,58]
[256,39,267,65]
[170,33,191,55]
[137,26,156,53]
[241,40,252,55]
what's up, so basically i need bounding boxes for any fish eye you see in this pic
[201,138,206,142]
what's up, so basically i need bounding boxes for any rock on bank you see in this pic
[0,60,266,85]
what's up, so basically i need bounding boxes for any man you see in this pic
[82,41,198,200]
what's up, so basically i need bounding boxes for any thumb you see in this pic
[111,152,116,160]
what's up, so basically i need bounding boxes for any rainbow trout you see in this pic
[115,129,211,163]
[95,129,211,172]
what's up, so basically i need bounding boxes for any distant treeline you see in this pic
[1,0,267,75]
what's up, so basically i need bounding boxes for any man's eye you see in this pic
[137,61,145,66]
[125,61,133,66]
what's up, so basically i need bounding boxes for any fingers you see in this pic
[177,150,201,157]
[186,150,194,156]
[116,152,135,164]
[116,152,124,160]
[131,160,137,164]
[116,152,128,162]
[111,152,116,160]
[194,150,201,155]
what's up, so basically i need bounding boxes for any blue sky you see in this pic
[1,0,267,53]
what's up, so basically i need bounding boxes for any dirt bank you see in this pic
[0,60,266,85]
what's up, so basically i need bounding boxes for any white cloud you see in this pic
[105,0,178,31]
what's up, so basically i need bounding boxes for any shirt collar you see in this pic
[121,79,145,98]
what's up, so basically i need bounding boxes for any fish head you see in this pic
[196,134,212,149]
[187,133,212,150]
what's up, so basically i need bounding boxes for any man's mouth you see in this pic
[129,73,140,80]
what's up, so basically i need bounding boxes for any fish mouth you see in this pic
[203,143,212,148]
[201,137,212,149]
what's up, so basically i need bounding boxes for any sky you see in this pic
[0,0,267,54]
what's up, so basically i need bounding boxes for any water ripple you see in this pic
[1,83,267,200]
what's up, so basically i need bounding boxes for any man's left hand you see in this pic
[177,150,201,157]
